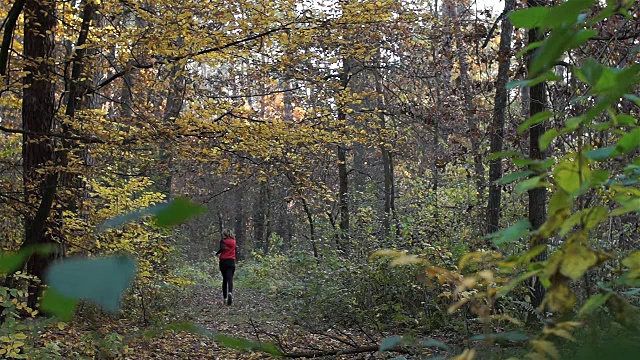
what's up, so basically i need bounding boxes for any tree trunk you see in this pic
[58,0,95,255]
[22,0,57,308]
[234,187,245,260]
[375,69,395,239]
[527,0,548,310]
[253,181,267,253]
[458,33,485,205]
[337,144,349,249]
[160,58,186,198]
[486,0,514,235]
[337,58,351,250]
[301,197,318,258]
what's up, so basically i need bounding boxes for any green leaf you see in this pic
[579,293,612,317]
[516,175,548,194]
[99,203,168,230]
[507,79,532,90]
[99,197,205,230]
[611,194,640,216]
[498,269,542,296]
[539,128,560,150]
[554,155,591,194]
[615,128,640,155]
[621,288,640,296]
[518,111,554,134]
[576,58,604,85]
[380,336,403,351]
[0,252,29,274]
[588,121,611,131]
[0,245,57,274]
[560,207,608,236]
[490,219,531,246]
[45,255,136,313]
[585,146,617,161]
[544,0,595,28]
[567,29,598,49]
[565,116,584,131]
[509,7,550,28]
[470,331,529,342]
[40,288,78,321]
[421,338,452,352]
[516,41,544,58]
[513,158,535,167]
[624,94,640,106]
[154,197,206,227]
[592,67,618,93]
[615,114,637,126]
[549,189,572,216]
[531,27,573,76]
[529,70,562,87]
[215,334,282,355]
[496,171,535,185]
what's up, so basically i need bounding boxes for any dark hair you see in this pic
[222,229,235,239]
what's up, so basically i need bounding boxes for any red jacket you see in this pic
[217,237,236,260]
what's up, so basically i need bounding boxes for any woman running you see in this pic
[216,229,237,305]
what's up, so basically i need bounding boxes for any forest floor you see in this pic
[38,283,447,359]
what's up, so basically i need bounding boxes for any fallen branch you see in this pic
[282,344,415,358]
[283,345,379,358]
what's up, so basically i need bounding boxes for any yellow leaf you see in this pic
[370,249,402,259]
[390,254,423,266]
[531,340,560,360]
[452,348,476,360]
[543,326,576,341]
[560,243,598,281]
[622,250,640,279]
[448,297,470,314]
[12,333,27,340]
[525,352,548,360]
[544,251,563,279]
[545,279,576,312]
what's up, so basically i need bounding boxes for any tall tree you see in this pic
[527,0,548,310]
[487,0,514,235]
[22,0,57,307]
[336,58,352,251]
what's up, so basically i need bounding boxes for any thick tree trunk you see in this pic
[486,0,514,235]
[527,1,548,310]
[22,0,57,308]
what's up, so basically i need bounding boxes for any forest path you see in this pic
[126,284,399,359]
[38,282,410,359]
[126,286,283,359]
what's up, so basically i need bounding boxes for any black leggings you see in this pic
[219,259,235,299]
